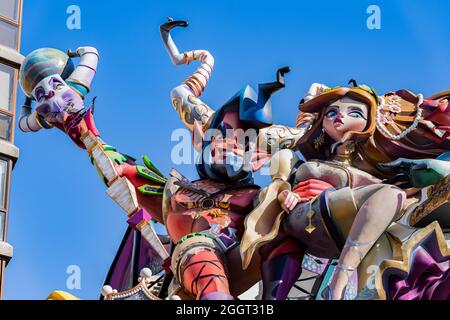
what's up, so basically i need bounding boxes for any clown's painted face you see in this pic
[32,74,84,125]
[322,96,368,142]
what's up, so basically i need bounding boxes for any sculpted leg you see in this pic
[327,184,406,300]
[180,249,232,300]
[260,238,304,300]
[172,234,233,300]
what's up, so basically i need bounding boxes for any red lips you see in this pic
[334,113,344,125]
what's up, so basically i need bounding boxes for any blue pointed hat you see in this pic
[209,66,291,130]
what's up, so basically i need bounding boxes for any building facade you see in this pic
[0,0,23,299]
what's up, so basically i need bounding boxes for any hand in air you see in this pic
[160,17,188,32]
[379,156,450,188]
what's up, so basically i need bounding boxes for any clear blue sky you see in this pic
[5,0,450,299]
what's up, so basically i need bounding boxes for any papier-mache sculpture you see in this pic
[18,18,450,300]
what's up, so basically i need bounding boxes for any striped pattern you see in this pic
[19,48,74,97]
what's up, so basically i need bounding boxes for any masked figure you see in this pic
[241,83,450,300]
[157,18,305,300]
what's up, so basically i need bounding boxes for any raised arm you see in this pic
[160,18,215,134]
[66,46,99,97]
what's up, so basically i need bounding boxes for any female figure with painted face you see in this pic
[241,84,450,300]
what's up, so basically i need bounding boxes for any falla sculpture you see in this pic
[242,83,450,300]
[18,17,449,300]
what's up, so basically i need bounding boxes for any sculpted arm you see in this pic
[160,19,215,135]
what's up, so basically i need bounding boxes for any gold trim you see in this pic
[86,140,104,156]
[375,221,450,299]
[106,175,119,187]
[183,51,193,65]
[305,204,316,234]
[184,80,199,97]
[66,77,91,93]
[185,77,202,97]
[191,74,205,91]
[409,175,450,226]
[240,180,291,270]
[33,112,44,129]
[136,219,148,230]
[127,206,140,218]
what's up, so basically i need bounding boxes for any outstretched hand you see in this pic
[67,49,78,58]
[379,157,450,188]
[160,17,188,32]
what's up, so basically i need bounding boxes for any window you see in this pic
[0,64,14,112]
[0,63,15,142]
[0,211,4,241]
[0,160,6,241]
[0,115,11,141]
[0,160,7,212]
[0,0,19,22]
[0,20,18,49]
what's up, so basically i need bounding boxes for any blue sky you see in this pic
[4,0,450,299]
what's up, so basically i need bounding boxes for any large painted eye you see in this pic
[348,110,365,119]
[325,109,338,118]
[34,87,45,102]
[55,83,64,91]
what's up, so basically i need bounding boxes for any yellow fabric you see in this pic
[46,290,80,300]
